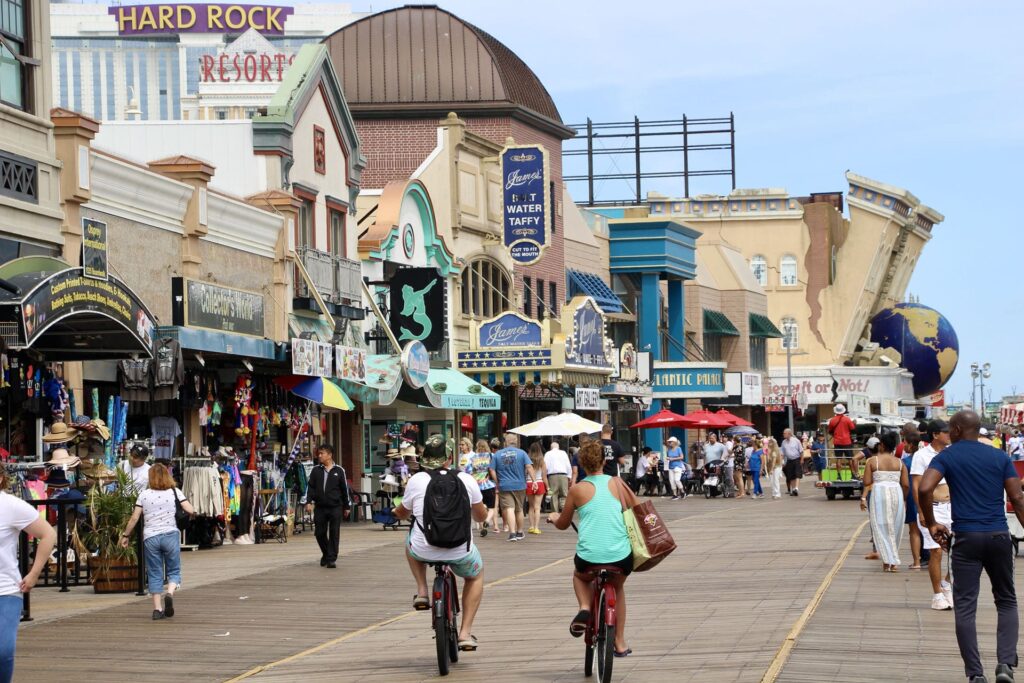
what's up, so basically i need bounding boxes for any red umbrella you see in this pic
[714,408,754,427]
[630,408,690,429]
[675,409,734,430]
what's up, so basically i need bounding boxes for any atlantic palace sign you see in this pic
[109,3,295,36]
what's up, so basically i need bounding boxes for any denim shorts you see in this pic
[143,530,182,595]
[406,537,483,579]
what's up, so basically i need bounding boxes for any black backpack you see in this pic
[416,469,472,551]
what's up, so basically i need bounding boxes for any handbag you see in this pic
[172,489,190,530]
[614,480,677,572]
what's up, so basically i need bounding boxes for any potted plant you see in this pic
[82,467,140,593]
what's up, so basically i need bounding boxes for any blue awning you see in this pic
[566,269,624,313]
[157,326,283,361]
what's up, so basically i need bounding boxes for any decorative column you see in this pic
[638,272,663,450]
[147,156,215,280]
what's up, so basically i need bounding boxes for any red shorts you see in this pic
[526,481,547,496]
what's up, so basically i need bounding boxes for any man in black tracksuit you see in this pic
[305,444,350,568]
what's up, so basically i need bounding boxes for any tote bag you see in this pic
[623,500,676,572]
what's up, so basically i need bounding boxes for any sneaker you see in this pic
[970,676,991,683]
[516,532,526,540]
[670,495,680,500]
[326,562,337,569]
[163,594,174,618]
[480,526,488,538]
[152,610,165,621]
[941,580,953,606]
[792,489,799,496]
[996,663,1015,682]
[931,593,952,611]
[508,533,518,542]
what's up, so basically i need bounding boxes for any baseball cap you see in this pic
[420,434,454,470]
[930,419,950,434]
[980,427,990,436]
[866,436,880,449]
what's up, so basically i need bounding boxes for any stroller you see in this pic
[702,460,727,498]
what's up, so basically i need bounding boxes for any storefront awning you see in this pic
[469,369,612,388]
[398,368,502,411]
[0,263,156,359]
[566,269,624,313]
[288,313,334,343]
[335,354,402,406]
[749,313,783,338]
[703,309,739,336]
[157,326,283,361]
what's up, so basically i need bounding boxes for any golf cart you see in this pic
[815,415,903,501]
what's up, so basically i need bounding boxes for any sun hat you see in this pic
[42,422,78,444]
[45,468,72,487]
[79,460,116,480]
[399,444,418,458]
[47,448,82,469]
[420,434,453,470]
[667,436,680,444]
[834,404,847,415]
[380,473,401,488]
[385,447,402,459]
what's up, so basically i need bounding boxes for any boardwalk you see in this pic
[13,489,1016,682]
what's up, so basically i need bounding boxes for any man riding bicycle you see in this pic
[394,435,489,652]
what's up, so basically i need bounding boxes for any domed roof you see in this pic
[323,5,570,137]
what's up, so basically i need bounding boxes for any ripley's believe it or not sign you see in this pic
[109,3,294,36]
[501,145,550,265]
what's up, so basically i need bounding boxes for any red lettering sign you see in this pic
[199,52,296,83]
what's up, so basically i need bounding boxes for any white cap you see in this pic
[980,428,990,436]
[834,404,847,415]
[866,436,880,448]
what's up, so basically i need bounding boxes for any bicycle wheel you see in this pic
[584,637,595,678]
[448,574,460,663]
[596,591,615,683]
[433,575,450,676]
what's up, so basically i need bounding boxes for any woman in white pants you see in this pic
[765,438,784,499]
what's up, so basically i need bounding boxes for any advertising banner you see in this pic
[565,298,610,369]
[291,338,333,378]
[335,345,367,383]
[82,218,108,281]
[575,387,601,410]
[500,145,549,265]
[478,312,542,348]
[176,278,264,337]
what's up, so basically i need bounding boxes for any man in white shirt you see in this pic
[119,445,151,492]
[544,441,573,512]
[394,436,488,652]
[911,419,953,611]
[780,429,804,496]
[1009,431,1024,461]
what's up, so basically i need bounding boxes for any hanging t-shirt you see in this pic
[150,417,181,460]
[0,492,41,597]
[135,488,187,540]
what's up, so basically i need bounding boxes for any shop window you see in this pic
[536,278,546,319]
[750,255,767,286]
[781,317,798,350]
[549,280,558,316]
[749,336,766,370]
[329,208,345,258]
[780,254,798,286]
[0,0,29,110]
[459,257,511,319]
[703,332,723,362]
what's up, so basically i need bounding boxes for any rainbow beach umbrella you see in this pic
[274,375,355,411]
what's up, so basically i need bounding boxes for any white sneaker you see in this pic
[931,593,952,611]
[941,581,953,606]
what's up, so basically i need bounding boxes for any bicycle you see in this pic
[429,562,460,676]
[581,564,620,682]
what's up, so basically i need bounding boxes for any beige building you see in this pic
[1,0,63,257]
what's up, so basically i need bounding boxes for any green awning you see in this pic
[335,354,402,406]
[398,368,502,411]
[703,309,739,336]
[749,313,783,338]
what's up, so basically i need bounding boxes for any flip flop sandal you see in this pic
[412,595,430,611]
[613,648,632,658]
[909,565,922,570]
[569,610,590,637]
[458,635,478,651]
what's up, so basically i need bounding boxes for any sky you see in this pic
[365,0,1022,405]
[86,1,1023,404]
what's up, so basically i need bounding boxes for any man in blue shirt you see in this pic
[921,410,1024,683]
[810,433,827,481]
[488,433,535,542]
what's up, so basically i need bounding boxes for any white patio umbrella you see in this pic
[509,412,604,437]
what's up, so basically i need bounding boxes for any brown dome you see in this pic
[323,5,571,137]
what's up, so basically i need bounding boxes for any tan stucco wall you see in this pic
[199,241,280,339]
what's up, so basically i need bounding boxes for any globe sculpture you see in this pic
[869,303,959,397]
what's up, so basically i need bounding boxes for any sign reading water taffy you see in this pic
[81,218,108,281]
[478,312,542,348]
[500,144,549,265]
[109,3,295,36]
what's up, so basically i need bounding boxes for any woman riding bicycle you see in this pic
[547,441,637,658]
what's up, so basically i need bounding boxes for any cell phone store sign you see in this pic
[110,4,294,36]
[501,144,550,265]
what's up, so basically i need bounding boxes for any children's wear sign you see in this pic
[501,144,549,265]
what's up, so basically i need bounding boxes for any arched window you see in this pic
[781,317,799,350]
[750,255,767,286]
[780,254,798,286]
[460,258,511,318]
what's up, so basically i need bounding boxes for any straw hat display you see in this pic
[79,459,116,480]
[399,444,418,459]
[42,422,78,444]
[47,448,82,469]
[72,416,111,442]
[385,448,402,460]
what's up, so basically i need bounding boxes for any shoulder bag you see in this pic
[171,489,190,530]
[615,477,676,572]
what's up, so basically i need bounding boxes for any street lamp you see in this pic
[971,362,991,414]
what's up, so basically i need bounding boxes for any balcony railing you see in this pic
[296,247,362,306]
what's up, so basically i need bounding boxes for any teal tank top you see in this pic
[576,475,631,563]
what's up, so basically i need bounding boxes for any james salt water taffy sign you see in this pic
[501,144,550,265]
